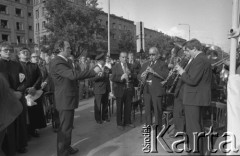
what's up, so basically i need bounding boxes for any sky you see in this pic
[97,0,233,52]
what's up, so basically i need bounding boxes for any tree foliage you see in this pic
[145,33,175,57]
[118,30,136,53]
[41,0,105,57]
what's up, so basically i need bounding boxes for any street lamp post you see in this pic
[107,0,110,56]
[179,23,190,40]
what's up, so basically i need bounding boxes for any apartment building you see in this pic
[0,0,34,46]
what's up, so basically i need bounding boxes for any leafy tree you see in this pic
[41,0,105,57]
[118,30,136,53]
[145,33,175,58]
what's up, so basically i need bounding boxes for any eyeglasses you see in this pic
[1,48,13,53]
[31,56,39,58]
[149,53,156,56]
[20,50,30,54]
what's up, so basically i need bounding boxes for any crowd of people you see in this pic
[0,38,239,156]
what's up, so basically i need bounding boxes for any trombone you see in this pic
[211,56,229,67]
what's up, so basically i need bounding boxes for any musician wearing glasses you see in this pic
[169,46,191,138]
[175,39,212,155]
[138,47,169,132]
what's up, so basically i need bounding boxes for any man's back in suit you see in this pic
[50,56,96,110]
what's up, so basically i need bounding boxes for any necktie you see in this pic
[123,63,127,73]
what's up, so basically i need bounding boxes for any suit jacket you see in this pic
[138,59,169,97]
[20,61,42,91]
[50,56,96,110]
[92,64,110,95]
[111,62,135,97]
[0,74,23,131]
[181,53,212,106]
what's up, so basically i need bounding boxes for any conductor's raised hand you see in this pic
[93,66,102,74]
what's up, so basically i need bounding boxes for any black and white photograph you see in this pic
[0,0,240,155]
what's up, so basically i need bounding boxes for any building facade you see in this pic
[33,0,167,57]
[0,0,34,46]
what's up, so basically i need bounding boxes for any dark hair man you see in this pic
[175,39,212,155]
[128,52,141,87]
[50,40,101,156]
[92,53,110,124]
[18,47,46,138]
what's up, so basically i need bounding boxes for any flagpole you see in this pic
[107,0,110,56]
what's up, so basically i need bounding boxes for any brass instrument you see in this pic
[162,56,182,86]
[211,56,230,67]
[167,57,190,93]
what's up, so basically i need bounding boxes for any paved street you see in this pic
[16,97,148,156]
[16,97,226,156]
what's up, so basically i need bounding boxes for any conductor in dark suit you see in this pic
[176,39,212,155]
[111,52,135,129]
[138,47,169,131]
[92,53,110,124]
[50,40,101,156]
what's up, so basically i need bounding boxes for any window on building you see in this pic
[68,0,74,2]
[16,22,23,30]
[119,24,121,30]
[17,36,21,43]
[36,23,39,31]
[98,19,102,24]
[0,20,8,29]
[29,25,32,30]
[106,21,108,27]
[15,0,21,3]
[112,34,117,40]
[2,34,8,41]
[36,9,39,19]
[28,12,32,17]
[112,23,116,29]
[42,7,45,16]
[124,25,126,30]
[27,0,31,4]
[42,21,46,29]
[0,5,7,14]
[15,8,22,17]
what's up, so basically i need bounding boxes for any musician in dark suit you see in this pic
[138,47,169,131]
[128,52,141,87]
[176,39,212,155]
[50,40,101,156]
[92,53,110,124]
[169,53,191,138]
[111,52,135,129]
